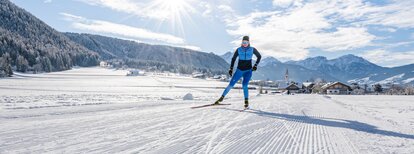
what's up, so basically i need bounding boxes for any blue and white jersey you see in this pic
[230,46,262,70]
[237,47,254,60]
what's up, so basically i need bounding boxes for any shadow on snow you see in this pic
[221,108,414,140]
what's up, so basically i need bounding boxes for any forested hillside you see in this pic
[65,33,228,74]
[0,0,99,77]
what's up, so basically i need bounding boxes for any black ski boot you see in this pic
[244,99,249,109]
[214,96,224,105]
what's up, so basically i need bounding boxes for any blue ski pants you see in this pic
[221,69,252,99]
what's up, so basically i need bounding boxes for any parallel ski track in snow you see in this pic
[2,68,414,153]
[179,96,355,154]
[3,93,403,154]
[220,103,336,154]
[321,95,412,154]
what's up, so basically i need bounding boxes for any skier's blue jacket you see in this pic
[230,46,262,70]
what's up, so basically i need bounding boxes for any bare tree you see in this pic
[16,55,29,72]
[312,84,323,94]
[374,84,382,94]
[352,88,365,95]
[387,84,404,95]
[405,85,414,95]
[0,53,13,77]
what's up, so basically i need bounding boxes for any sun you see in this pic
[161,0,188,12]
[144,0,196,36]
[146,0,194,20]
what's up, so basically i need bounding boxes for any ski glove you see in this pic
[228,68,233,77]
[252,64,258,71]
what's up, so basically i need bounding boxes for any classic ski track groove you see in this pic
[1,94,412,153]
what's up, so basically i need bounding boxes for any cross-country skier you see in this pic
[214,36,261,109]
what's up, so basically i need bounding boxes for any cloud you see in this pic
[76,0,196,20]
[43,0,52,3]
[360,50,414,67]
[313,27,375,51]
[200,2,212,17]
[61,12,85,21]
[61,12,200,50]
[309,1,414,28]
[76,0,147,17]
[217,5,235,13]
[69,0,414,65]
[175,45,201,51]
[376,27,397,33]
[222,3,375,60]
[272,0,302,8]
[374,41,414,49]
[364,1,414,28]
[219,0,414,62]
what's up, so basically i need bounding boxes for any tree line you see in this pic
[0,0,99,77]
[0,29,99,76]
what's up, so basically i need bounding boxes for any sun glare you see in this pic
[162,0,188,11]
[144,0,196,37]
[146,0,194,20]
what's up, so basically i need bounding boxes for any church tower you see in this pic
[285,68,289,85]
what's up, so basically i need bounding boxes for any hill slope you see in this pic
[1,68,413,153]
[220,52,414,84]
[65,33,228,74]
[0,0,99,76]
[287,54,414,84]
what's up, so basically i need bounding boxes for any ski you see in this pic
[239,107,251,112]
[191,103,231,109]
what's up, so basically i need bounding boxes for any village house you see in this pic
[302,82,315,93]
[99,61,109,67]
[321,82,352,95]
[279,83,302,94]
[126,69,144,76]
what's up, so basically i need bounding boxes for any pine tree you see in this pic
[41,57,52,72]
[16,54,29,72]
[0,53,13,77]
[374,84,383,94]
[0,57,5,77]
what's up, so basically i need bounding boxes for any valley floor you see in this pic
[0,68,413,153]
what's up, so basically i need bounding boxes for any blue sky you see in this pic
[10,0,414,67]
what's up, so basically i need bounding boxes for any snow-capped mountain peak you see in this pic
[376,73,405,85]
[220,51,234,64]
[329,54,376,67]
[259,57,281,66]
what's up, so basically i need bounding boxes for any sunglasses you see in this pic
[242,41,249,45]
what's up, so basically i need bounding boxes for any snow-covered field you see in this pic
[1,67,413,153]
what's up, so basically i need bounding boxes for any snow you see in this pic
[377,73,405,84]
[183,93,194,100]
[302,82,313,87]
[402,77,414,84]
[347,76,374,84]
[1,67,413,153]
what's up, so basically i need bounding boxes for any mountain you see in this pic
[219,52,337,82]
[254,62,338,82]
[286,56,328,69]
[0,0,227,76]
[287,54,385,82]
[281,54,414,84]
[64,33,228,74]
[349,64,414,85]
[0,0,99,76]
[218,52,414,84]
[2,0,412,82]
[220,52,234,64]
[220,52,281,67]
[259,57,281,66]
